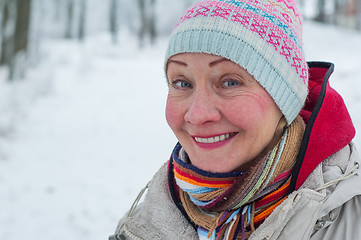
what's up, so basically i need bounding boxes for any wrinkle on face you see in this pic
[166,53,282,173]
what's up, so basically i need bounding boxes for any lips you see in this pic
[194,132,238,144]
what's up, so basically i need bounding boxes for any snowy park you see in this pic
[0,3,361,240]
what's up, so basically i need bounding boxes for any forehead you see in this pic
[167,53,241,75]
[169,53,227,64]
[167,53,254,79]
[167,53,263,89]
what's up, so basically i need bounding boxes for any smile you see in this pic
[194,132,237,144]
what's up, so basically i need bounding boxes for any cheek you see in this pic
[224,95,276,129]
[228,100,263,122]
[165,97,184,131]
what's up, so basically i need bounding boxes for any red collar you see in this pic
[290,62,356,191]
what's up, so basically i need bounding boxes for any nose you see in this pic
[184,89,221,125]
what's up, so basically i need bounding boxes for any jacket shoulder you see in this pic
[311,143,361,239]
[249,143,360,240]
[311,195,361,239]
[111,162,198,240]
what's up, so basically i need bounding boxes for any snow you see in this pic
[0,22,360,240]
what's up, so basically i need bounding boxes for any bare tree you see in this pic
[109,0,119,44]
[27,0,43,67]
[0,0,16,66]
[13,0,31,55]
[332,0,341,24]
[8,0,32,80]
[149,0,156,44]
[137,0,157,47]
[0,0,4,60]
[65,0,74,38]
[357,0,361,30]
[138,0,146,47]
[0,0,31,80]
[78,0,87,41]
[315,0,327,22]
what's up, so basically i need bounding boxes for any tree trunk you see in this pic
[78,0,86,41]
[0,0,16,66]
[0,0,4,62]
[109,0,118,44]
[356,0,361,30]
[137,0,157,47]
[149,0,156,44]
[315,0,327,22]
[8,0,31,80]
[65,0,74,38]
[332,0,339,24]
[137,0,146,47]
[13,0,31,54]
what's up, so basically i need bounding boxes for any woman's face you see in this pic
[166,53,282,173]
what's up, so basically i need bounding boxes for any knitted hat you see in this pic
[165,0,308,124]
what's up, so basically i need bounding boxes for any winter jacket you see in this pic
[109,62,361,240]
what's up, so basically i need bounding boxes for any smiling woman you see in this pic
[166,53,284,173]
[110,0,361,240]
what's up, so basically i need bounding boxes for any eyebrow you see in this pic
[167,59,188,66]
[209,58,231,67]
[167,57,230,67]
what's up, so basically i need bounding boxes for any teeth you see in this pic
[195,133,235,144]
[220,135,225,141]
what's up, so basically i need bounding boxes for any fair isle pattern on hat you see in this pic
[165,0,308,124]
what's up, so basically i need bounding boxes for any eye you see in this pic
[172,80,193,89]
[221,79,241,88]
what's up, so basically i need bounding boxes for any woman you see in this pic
[110,0,361,239]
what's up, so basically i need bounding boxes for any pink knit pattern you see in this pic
[176,0,307,84]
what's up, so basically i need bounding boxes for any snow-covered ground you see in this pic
[0,22,360,240]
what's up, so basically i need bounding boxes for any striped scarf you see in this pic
[169,116,305,240]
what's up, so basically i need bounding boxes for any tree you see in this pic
[332,0,342,24]
[78,0,87,41]
[13,0,31,57]
[138,0,146,47]
[315,0,327,22]
[0,0,16,67]
[357,0,361,30]
[137,0,157,47]
[65,0,74,38]
[109,0,119,44]
[0,0,4,61]
[8,0,31,80]
[0,0,31,80]
[148,0,156,44]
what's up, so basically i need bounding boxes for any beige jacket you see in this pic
[110,143,361,240]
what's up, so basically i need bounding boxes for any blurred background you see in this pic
[0,0,360,239]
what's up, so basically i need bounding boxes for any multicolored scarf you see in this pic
[168,116,305,240]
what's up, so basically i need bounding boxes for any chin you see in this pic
[193,161,238,173]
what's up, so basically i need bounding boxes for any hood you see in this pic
[289,62,356,191]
